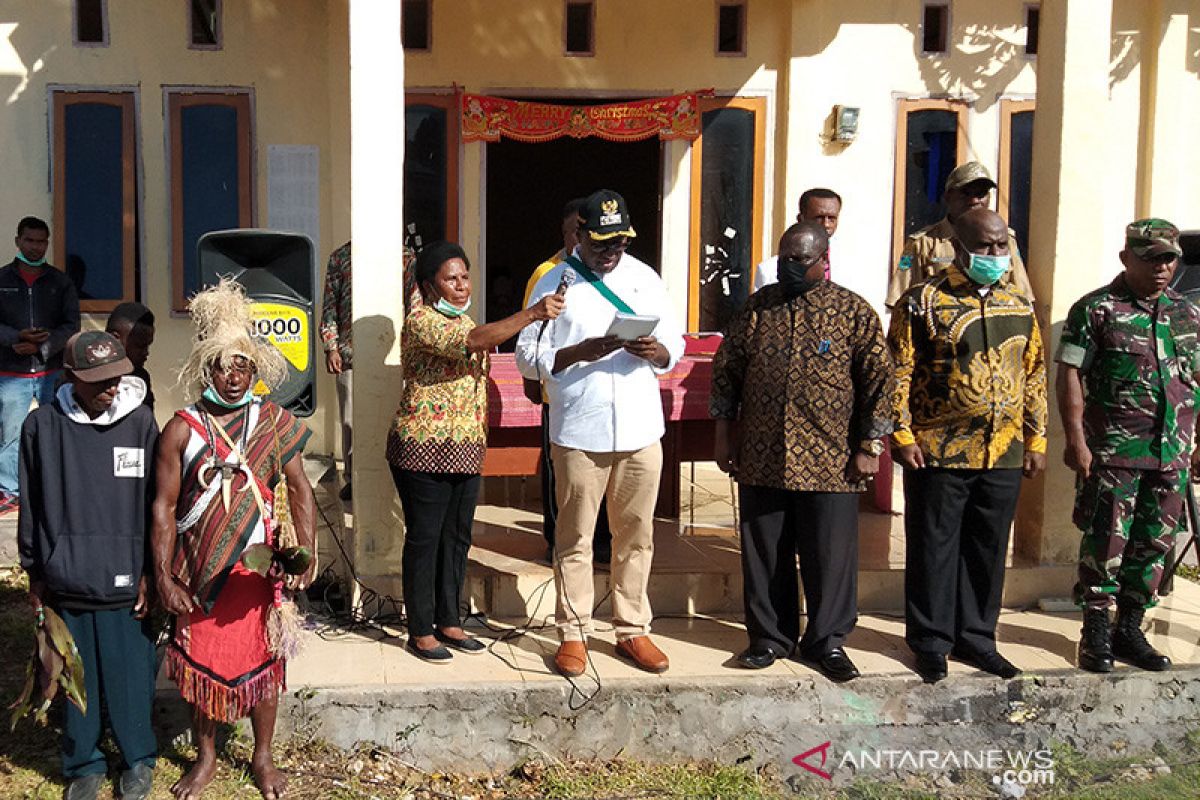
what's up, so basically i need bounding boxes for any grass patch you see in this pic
[3,565,1200,799]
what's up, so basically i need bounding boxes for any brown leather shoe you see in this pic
[554,640,588,677]
[616,636,669,673]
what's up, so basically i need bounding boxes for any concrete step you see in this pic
[150,581,1200,775]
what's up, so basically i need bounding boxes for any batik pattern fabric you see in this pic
[1055,278,1200,471]
[1073,466,1186,610]
[166,400,310,722]
[888,264,1047,469]
[386,304,489,474]
[320,242,420,369]
[710,282,894,492]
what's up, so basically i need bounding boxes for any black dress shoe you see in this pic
[435,631,486,654]
[407,639,453,663]
[952,647,1021,679]
[735,643,780,670]
[914,651,948,683]
[803,647,860,682]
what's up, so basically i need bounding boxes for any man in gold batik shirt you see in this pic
[888,207,1047,686]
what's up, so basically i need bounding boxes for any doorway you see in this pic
[484,130,662,338]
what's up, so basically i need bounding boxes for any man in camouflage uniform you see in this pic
[1056,218,1199,674]
[886,162,1034,308]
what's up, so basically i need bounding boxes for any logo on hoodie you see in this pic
[113,447,145,478]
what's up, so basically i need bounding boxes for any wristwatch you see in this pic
[858,438,885,457]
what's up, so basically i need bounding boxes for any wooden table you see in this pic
[483,347,893,518]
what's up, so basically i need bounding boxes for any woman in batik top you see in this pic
[387,241,562,662]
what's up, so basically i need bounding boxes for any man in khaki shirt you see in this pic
[886,162,1034,307]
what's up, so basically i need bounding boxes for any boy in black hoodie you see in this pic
[18,331,158,800]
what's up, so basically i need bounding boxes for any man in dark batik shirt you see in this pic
[711,221,894,682]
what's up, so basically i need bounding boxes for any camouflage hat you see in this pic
[944,162,997,193]
[1125,218,1182,259]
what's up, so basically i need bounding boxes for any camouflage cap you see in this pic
[1125,218,1182,259]
[944,161,997,193]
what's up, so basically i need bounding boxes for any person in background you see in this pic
[106,302,156,411]
[320,241,355,502]
[752,188,841,290]
[523,198,613,565]
[886,162,1034,307]
[0,216,80,514]
[388,242,563,663]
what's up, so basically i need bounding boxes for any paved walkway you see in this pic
[287,578,1200,689]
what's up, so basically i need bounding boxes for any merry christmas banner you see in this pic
[460,91,709,143]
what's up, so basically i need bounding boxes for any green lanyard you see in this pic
[562,255,635,314]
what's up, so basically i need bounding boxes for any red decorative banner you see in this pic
[460,91,708,144]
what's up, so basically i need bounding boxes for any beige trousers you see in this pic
[550,442,662,641]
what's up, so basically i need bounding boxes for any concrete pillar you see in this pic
[1134,0,1192,219]
[1015,0,1113,568]
[349,0,406,600]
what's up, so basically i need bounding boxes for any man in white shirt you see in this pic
[516,189,685,677]
[752,188,841,290]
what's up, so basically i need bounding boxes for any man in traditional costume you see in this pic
[151,279,315,800]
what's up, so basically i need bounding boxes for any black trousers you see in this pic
[540,405,612,552]
[739,484,859,658]
[903,467,1022,656]
[392,467,482,637]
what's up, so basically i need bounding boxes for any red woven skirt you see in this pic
[166,563,285,723]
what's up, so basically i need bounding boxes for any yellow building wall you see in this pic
[0,0,339,453]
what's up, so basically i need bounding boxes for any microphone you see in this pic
[538,267,576,339]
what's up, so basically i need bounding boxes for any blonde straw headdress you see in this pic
[178,277,288,397]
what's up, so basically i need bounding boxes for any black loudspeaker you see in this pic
[197,230,317,417]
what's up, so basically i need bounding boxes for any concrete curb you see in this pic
[154,667,1200,782]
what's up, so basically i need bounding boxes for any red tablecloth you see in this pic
[486,353,714,428]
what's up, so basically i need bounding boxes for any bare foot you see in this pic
[171,756,217,799]
[252,751,288,799]
[438,626,466,640]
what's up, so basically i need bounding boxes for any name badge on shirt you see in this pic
[113,447,144,478]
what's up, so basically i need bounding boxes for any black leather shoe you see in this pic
[952,647,1021,679]
[1112,603,1172,671]
[804,647,860,682]
[735,643,780,670]
[1078,608,1114,673]
[914,651,948,683]
[435,631,486,654]
[407,639,453,663]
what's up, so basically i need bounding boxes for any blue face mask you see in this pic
[965,253,1011,286]
[15,252,46,268]
[202,384,254,409]
[435,296,471,318]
